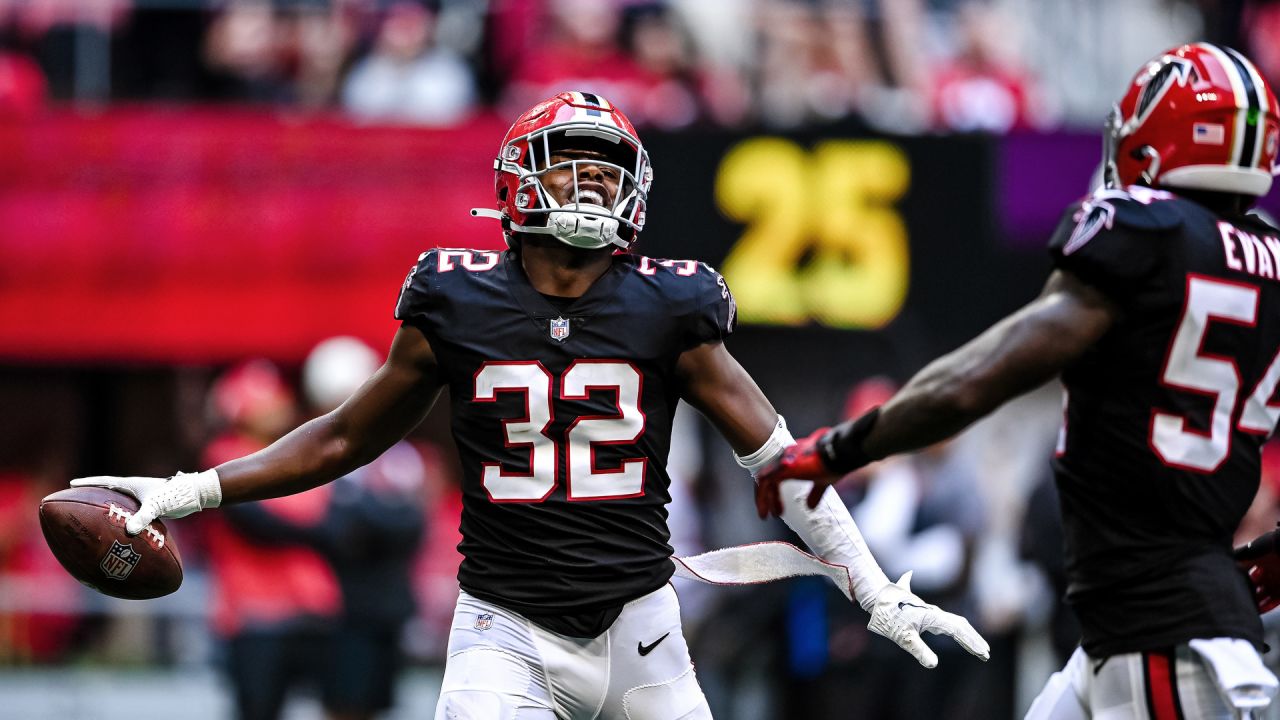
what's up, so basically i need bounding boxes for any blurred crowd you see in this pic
[0,0,1257,132]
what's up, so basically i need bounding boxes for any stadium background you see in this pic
[2,0,1280,718]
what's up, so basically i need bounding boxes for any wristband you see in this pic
[818,407,881,474]
[175,469,223,510]
[734,415,793,477]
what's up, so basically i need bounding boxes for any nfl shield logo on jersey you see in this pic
[100,540,141,581]
[549,317,571,342]
[474,613,494,631]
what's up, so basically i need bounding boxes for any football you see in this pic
[39,487,183,600]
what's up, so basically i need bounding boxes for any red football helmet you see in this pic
[1106,43,1280,197]
[471,91,652,250]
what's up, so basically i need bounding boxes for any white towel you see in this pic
[672,541,853,601]
[1188,637,1279,711]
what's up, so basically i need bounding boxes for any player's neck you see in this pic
[518,240,615,298]
[1164,187,1250,216]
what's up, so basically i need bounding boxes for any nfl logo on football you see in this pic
[549,317,571,342]
[474,613,494,631]
[100,540,141,581]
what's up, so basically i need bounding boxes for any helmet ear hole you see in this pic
[498,187,509,202]
[1135,146,1162,185]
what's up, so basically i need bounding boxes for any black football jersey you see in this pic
[1048,186,1280,656]
[395,249,735,619]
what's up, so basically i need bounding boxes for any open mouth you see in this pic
[570,188,606,206]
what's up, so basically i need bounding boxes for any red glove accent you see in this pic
[1235,527,1280,614]
[754,427,837,519]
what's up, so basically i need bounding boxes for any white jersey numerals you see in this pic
[1151,275,1279,472]
[473,362,557,500]
[561,361,647,499]
[438,249,500,272]
[473,360,646,501]
[1241,346,1280,434]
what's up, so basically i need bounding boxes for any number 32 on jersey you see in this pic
[1151,275,1280,471]
[473,359,646,501]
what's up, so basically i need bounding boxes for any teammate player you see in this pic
[757,45,1280,719]
[72,92,987,719]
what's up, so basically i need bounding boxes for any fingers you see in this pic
[754,471,786,519]
[926,612,991,661]
[125,501,159,536]
[754,480,773,519]
[71,476,123,489]
[806,482,825,509]
[71,476,139,499]
[899,628,938,668]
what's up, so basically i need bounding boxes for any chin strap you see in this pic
[471,207,626,250]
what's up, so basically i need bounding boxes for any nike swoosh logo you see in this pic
[638,632,671,656]
[898,601,929,611]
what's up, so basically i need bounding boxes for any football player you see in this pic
[757,45,1280,720]
[72,91,987,719]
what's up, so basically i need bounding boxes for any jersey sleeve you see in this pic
[394,250,439,326]
[684,262,737,348]
[1047,189,1180,301]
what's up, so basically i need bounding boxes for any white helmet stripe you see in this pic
[1198,43,1250,167]
[1224,45,1269,169]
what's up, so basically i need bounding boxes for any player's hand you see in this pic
[866,571,991,668]
[755,427,839,518]
[71,471,221,535]
[1235,525,1280,614]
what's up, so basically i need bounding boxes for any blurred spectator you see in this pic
[499,0,650,122]
[0,471,84,664]
[404,441,464,663]
[200,359,342,720]
[1006,0,1200,128]
[203,0,292,103]
[2,0,127,100]
[299,336,427,720]
[286,2,360,111]
[929,1,1039,133]
[0,47,45,117]
[620,5,707,129]
[664,0,753,126]
[341,0,477,125]
[754,0,850,128]
[805,378,988,718]
[753,0,931,131]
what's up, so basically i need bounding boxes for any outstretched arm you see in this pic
[74,326,444,530]
[217,326,443,503]
[677,341,989,667]
[863,269,1115,459]
[757,269,1118,514]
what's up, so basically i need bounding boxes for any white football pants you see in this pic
[435,584,712,720]
[1025,639,1277,720]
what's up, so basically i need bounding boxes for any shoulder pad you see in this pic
[1079,187,1184,233]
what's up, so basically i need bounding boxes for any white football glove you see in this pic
[70,470,222,535]
[866,571,990,668]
